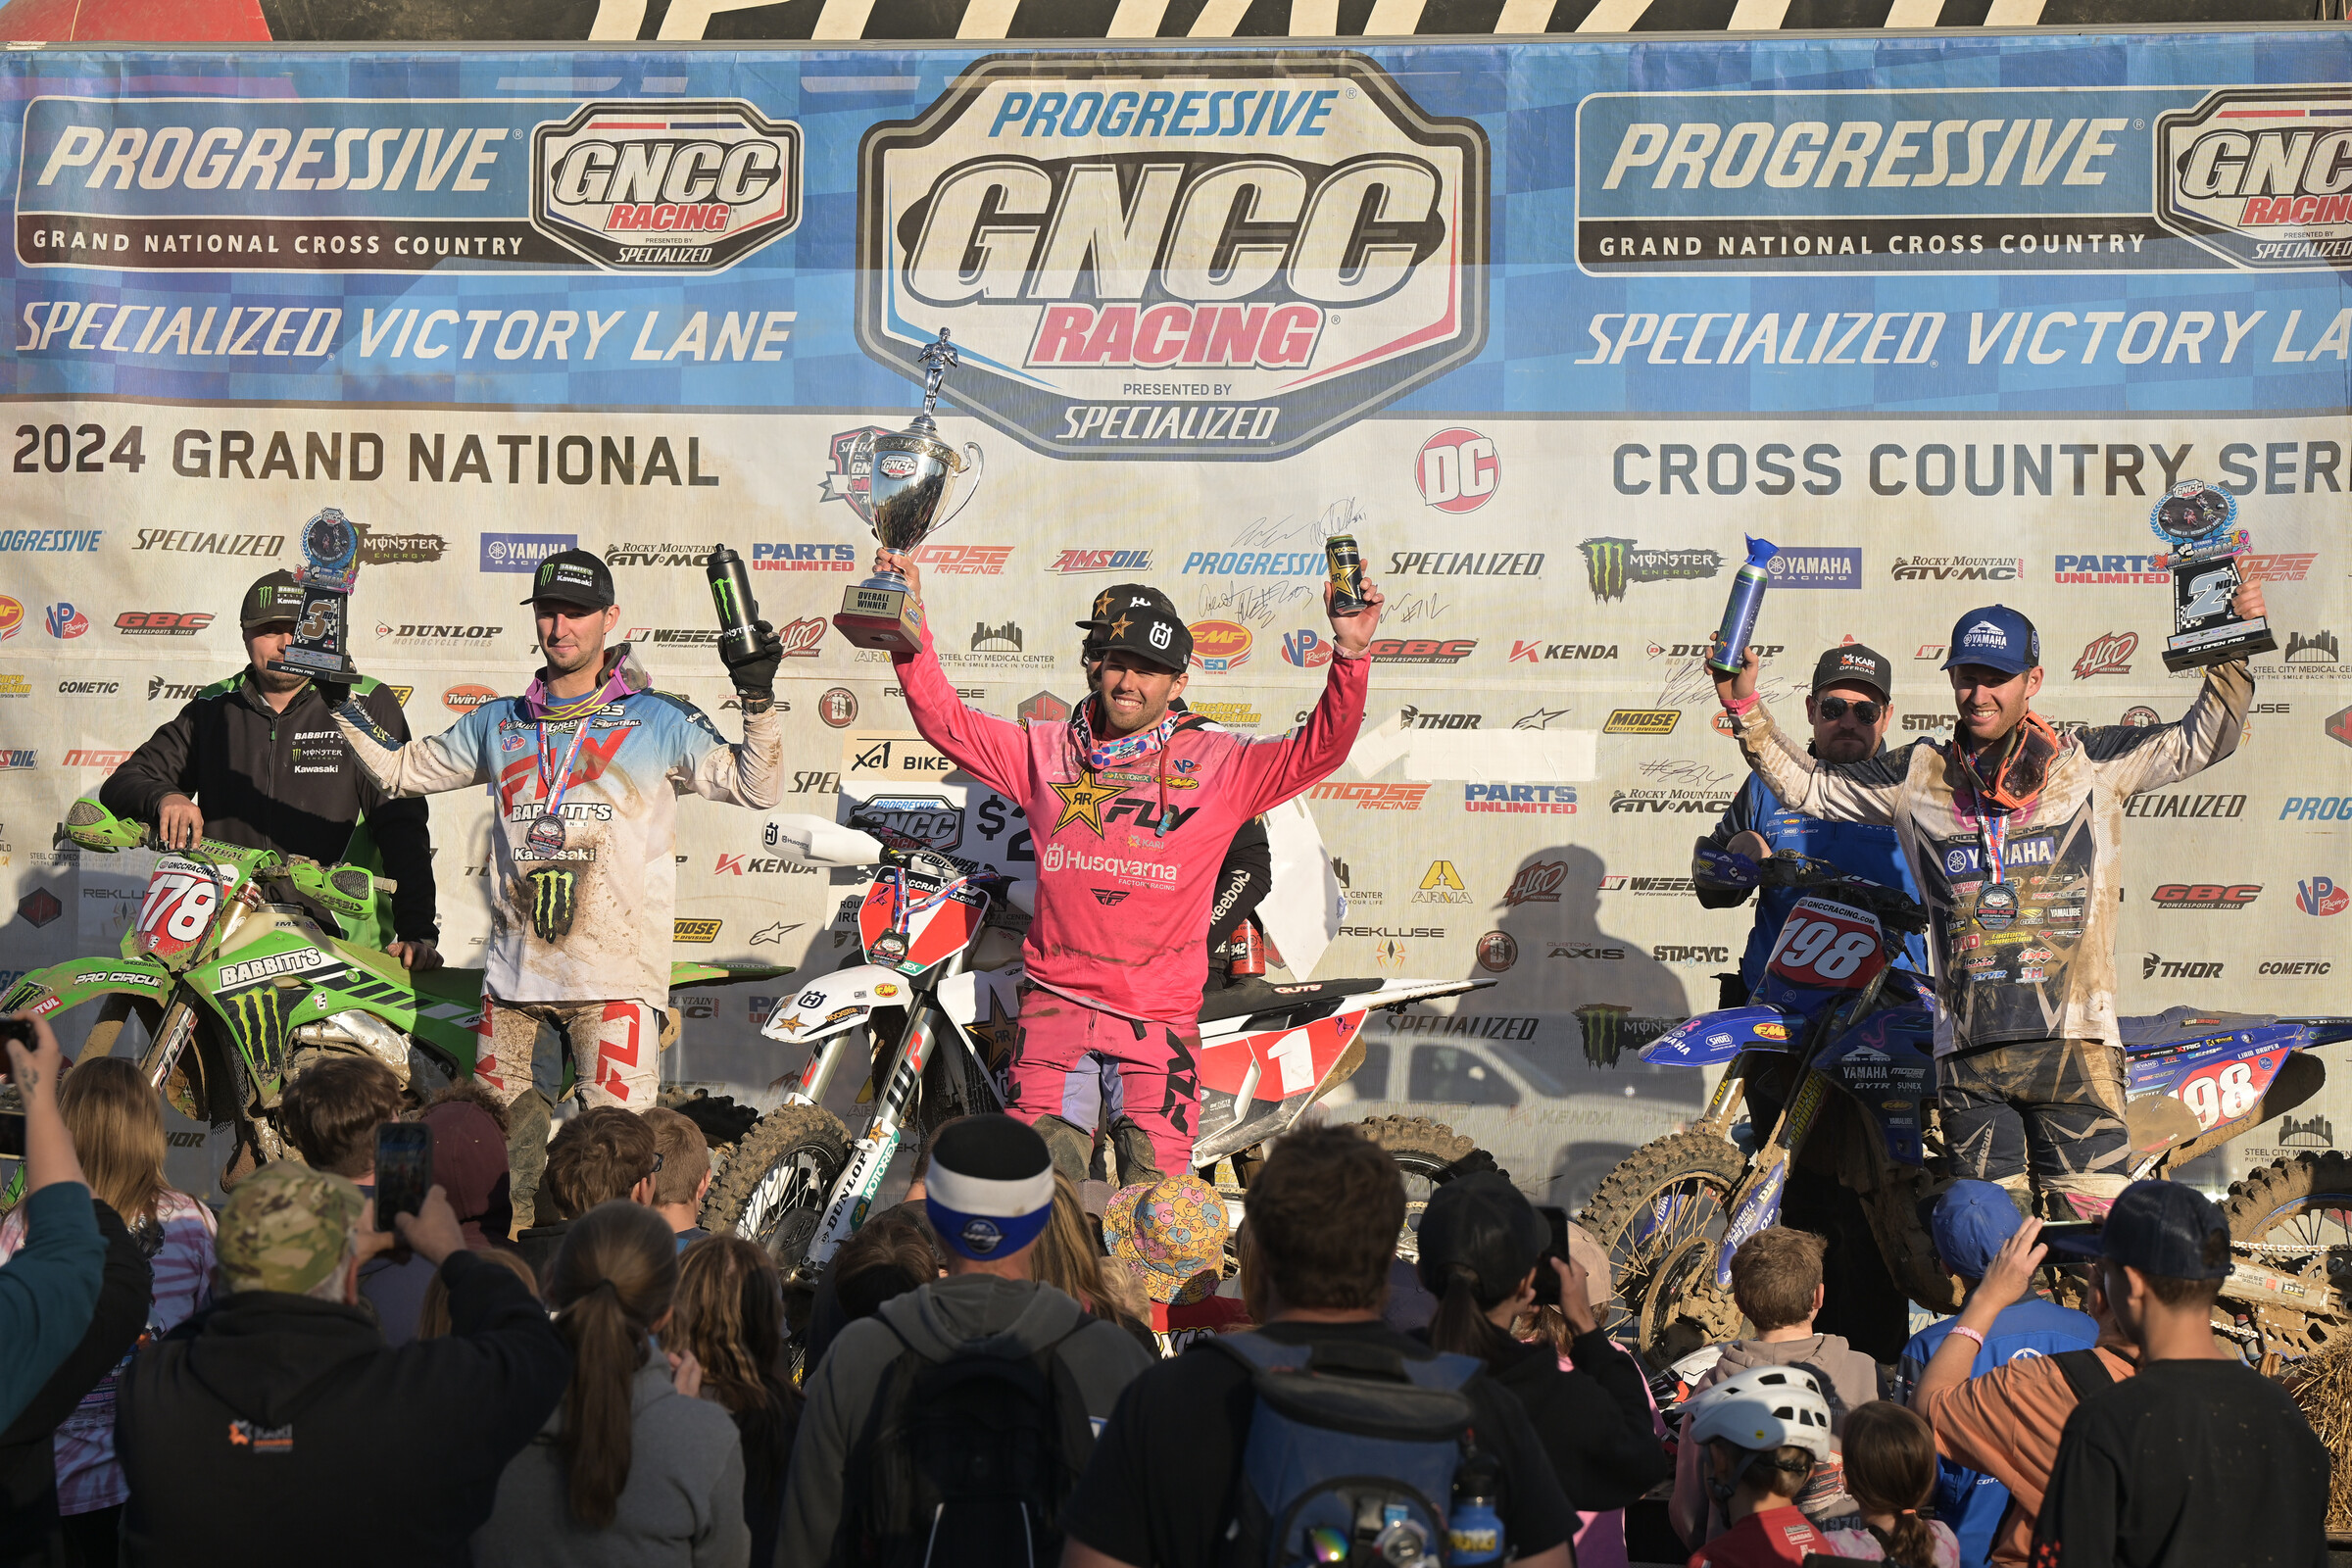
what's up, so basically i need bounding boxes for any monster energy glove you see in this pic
[720,619,783,711]
[526,868,578,942]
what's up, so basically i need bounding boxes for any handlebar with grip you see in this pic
[1755,852,1930,935]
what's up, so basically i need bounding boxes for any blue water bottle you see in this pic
[1448,1461,1504,1566]
[1706,535,1779,674]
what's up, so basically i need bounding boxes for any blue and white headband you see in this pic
[925,1159,1056,1261]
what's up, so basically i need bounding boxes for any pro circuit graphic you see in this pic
[857,52,1490,460]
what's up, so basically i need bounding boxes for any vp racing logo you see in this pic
[531,100,802,270]
[857,53,1489,461]
[2154,88,2352,270]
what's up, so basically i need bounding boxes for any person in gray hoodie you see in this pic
[1669,1225,1886,1550]
[778,1115,1154,1568]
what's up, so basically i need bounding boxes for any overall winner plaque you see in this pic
[830,328,985,655]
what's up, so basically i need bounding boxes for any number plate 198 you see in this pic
[1767,897,1887,991]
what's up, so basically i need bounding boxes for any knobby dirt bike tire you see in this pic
[1351,1114,1486,1259]
[1580,1130,1749,1366]
[704,1102,852,1270]
[2222,1152,2352,1361]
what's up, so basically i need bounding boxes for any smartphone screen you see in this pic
[373,1122,432,1232]
[1533,1204,1572,1306]
[0,1113,24,1160]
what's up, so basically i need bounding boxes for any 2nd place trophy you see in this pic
[831,328,986,655]
[266,507,366,682]
[2149,479,2277,671]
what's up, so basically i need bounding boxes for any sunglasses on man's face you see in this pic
[1817,697,1883,723]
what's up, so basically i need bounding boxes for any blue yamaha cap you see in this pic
[1932,1180,2022,1280]
[1943,606,2040,676]
[2042,1179,2232,1282]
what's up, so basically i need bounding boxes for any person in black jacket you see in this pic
[101,569,439,966]
[1416,1172,1673,1517]
[114,1165,569,1568]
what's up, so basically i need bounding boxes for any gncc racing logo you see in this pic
[533,101,802,270]
[858,53,1489,461]
[2155,89,2352,270]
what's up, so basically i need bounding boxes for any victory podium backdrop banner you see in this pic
[0,30,2346,1204]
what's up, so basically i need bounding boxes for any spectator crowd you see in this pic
[0,1009,2334,1568]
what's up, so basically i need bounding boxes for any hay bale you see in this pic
[2285,1340,2352,1535]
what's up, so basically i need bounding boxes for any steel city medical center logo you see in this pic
[857,53,1490,461]
[18,96,800,274]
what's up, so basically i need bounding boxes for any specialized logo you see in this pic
[1576,538,1721,602]
[531,100,802,270]
[970,620,1023,654]
[1415,428,1498,514]
[2154,89,2352,270]
[2072,631,2137,679]
[2122,706,2161,726]
[857,52,1490,460]
[1503,860,1567,906]
[2125,791,2245,819]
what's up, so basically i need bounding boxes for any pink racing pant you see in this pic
[1004,985,1201,1185]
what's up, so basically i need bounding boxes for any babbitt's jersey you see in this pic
[334,662,780,1006]
[1730,662,2251,1055]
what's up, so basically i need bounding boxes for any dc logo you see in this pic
[960,1217,1004,1254]
[1149,622,1172,650]
[1945,850,1972,873]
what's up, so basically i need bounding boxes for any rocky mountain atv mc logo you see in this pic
[2154,88,2352,271]
[532,100,803,271]
[857,52,1489,462]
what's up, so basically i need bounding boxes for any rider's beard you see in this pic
[1814,728,1876,763]
[249,662,309,697]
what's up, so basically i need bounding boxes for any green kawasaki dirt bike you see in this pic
[1,798,787,1189]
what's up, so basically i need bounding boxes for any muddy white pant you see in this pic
[471,995,663,1226]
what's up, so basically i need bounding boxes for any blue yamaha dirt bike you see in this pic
[1579,852,2352,1369]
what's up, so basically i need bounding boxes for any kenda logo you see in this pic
[858,52,1488,460]
[1040,843,1179,882]
[1576,87,2204,275]
[2154,89,2352,270]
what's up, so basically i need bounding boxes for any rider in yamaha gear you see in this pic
[886,552,1379,1189]
[1076,584,1271,993]
[1712,593,2262,1220]
[328,549,783,1223]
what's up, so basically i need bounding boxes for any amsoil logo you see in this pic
[857,53,1489,461]
[532,100,802,271]
[1045,550,1152,575]
[2155,89,2352,270]
[2073,631,2137,678]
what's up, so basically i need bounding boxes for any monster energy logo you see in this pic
[711,578,740,621]
[527,868,578,941]
[1576,538,1724,603]
[220,985,290,1074]
[1576,1004,1683,1068]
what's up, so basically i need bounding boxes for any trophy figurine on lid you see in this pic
[2149,479,2276,671]
[266,506,366,682]
[830,327,986,654]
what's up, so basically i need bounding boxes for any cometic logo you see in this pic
[857,53,1489,460]
[531,100,803,271]
[2155,89,2352,270]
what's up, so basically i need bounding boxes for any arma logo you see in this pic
[858,53,1489,461]
[531,100,802,271]
[2155,89,2352,270]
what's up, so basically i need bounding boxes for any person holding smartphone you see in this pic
[0,1014,105,1432]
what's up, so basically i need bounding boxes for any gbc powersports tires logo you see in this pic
[857,53,1490,461]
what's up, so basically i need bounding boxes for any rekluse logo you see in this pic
[532,101,802,271]
[857,52,1489,460]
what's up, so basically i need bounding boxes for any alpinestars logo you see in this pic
[858,53,1489,461]
[532,100,803,271]
[2155,89,2352,270]
[1576,538,1722,602]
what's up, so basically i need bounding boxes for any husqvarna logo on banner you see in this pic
[857,52,1489,461]
[531,101,801,270]
[2154,88,2352,270]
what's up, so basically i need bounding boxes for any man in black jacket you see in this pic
[102,570,439,966]
[115,1165,569,1568]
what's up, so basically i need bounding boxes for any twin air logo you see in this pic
[17,96,800,276]
[532,101,802,271]
[857,53,1489,461]
[2155,89,2352,270]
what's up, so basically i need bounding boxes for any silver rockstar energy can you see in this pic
[1325,534,1368,615]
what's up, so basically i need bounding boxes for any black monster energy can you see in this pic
[704,545,762,660]
[1325,534,1368,616]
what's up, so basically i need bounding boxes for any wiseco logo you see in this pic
[532,100,802,271]
[2157,89,2352,270]
[858,54,1489,460]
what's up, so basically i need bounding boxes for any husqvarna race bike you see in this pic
[705,799,1496,1284]
[1581,852,2352,1371]
[0,798,786,1193]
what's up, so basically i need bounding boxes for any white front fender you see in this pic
[760,964,910,1045]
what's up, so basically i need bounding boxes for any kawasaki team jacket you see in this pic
[893,621,1367,1028]
[104,671,438,942]
[332,656,782,1008]
[1726,660,2252,1057]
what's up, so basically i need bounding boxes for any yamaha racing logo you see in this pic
[532,101,803,271]
[858,53,1489,461]
[2155,89,2352,270]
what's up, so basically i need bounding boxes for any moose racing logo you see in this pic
[2155,88,2352,270]
[857,53,1489,461]
[533,101,802,270]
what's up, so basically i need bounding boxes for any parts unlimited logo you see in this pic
[857,52,1490,461]
[2154,88,2352,270]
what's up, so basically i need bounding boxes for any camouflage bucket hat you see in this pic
[218,1163,365,1296]
[1104,1175,1229,1306]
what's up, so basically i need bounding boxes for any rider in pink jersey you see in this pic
[881,548,1382,1185]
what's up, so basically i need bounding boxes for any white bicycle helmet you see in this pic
[1685,1365,1835,1462]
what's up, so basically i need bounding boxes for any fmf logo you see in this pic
[2155,89,2352,270]
[531,101,802,271]
[858,53,1489,461]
